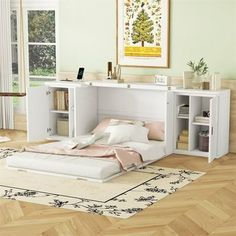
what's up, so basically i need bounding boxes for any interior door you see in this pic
[209,96,218,163]
[26,86,49,141]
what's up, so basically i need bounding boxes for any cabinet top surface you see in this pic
[45,81,173,91]
[44,81,230,94]
[174,88,230,95]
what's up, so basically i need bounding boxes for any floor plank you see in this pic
[0,130,236,236]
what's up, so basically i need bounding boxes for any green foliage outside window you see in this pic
[28,10,56,77]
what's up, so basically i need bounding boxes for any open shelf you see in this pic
[192,122,210,126]
[177,115,189,119]
[50,110,69,114]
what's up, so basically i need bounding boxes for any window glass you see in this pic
[28,10,56,79]
[11,10,20,108]
[29,45,56,77]
[11,10,17,42]
[28,10,55,43]
[11,44,18,75]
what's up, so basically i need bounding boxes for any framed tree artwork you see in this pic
[116,0,170,68]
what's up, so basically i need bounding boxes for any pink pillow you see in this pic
[145,121,165,141]
[92,118,111,134]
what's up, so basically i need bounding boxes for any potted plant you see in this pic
[187,58,209,89]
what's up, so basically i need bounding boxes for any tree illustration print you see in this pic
[132,9,154,47]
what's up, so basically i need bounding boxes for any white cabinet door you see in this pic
[27,86,50,141]
[74,87,97,136]
[209,96,218,163]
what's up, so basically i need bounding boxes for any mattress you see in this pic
[7,152,121,180]
[6,140,166,181]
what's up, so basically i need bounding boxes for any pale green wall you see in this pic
[59,0,236,79]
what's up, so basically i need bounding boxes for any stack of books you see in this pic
[178,104,189,118]
[54,90,69,111]
[177,130,189,150]
[194,116,210,124]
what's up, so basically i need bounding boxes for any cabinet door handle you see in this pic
[211,127,213,135]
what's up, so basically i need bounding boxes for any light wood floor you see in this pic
[0,130,235,236]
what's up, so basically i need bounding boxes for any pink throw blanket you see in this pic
[24,144,143,170]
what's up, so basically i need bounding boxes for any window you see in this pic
[10,1,58,114]
[11,10,20,108]
[27,10,56,80]
[11,10,18,75]
[10,2,58,89]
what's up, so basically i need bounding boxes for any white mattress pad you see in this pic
[7,152,121,180]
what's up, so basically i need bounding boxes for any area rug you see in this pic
[0,148,205,218]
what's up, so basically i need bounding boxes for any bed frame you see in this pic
[11,81,175,182]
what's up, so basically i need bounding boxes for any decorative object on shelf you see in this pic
[202,81,210,90]
[199,130,209,152]
[203,111,210,118]
[178,104,189,118]
[107,62,113,79]
[105,64,124,83]
[116,0,170,68]
[177,129,189,150]
[187,58,209,89]
[194,116,210,124]
[211,73,222,90]
[183,71,194,89]
[154,75,171,86]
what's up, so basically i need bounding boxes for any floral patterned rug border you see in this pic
[0,148,205,219]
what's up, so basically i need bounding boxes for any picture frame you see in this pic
[116,0,170,68]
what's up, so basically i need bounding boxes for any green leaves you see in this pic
[132,9,154,47]
[187,58,208,76]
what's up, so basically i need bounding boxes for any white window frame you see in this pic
[10,0,59,86]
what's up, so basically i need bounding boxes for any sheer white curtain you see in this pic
[0,0,14,129]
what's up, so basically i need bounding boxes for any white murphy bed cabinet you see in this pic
[174,89,230,163]
[27,81,174,156]
[27,81,230,162]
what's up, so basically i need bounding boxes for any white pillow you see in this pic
[107,124,149,145]
[105,119,144,134]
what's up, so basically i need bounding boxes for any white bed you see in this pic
[7,140,166,182]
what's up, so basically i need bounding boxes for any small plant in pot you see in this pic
[187,58,209,89]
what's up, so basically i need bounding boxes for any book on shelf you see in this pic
[54,90,69,111]
[194,116,210,124]
[177,142,188,150]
